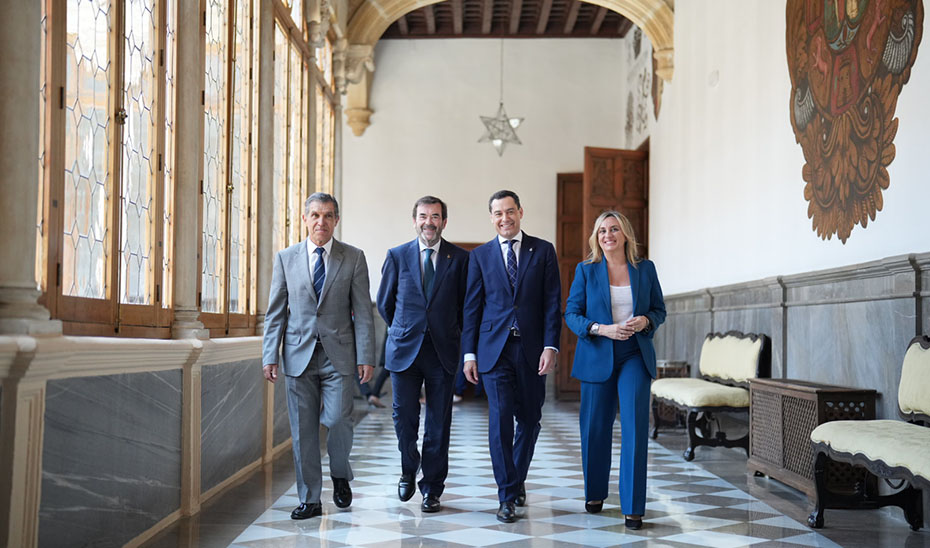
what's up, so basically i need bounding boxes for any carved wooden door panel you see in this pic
[555,173,583,400]
[583,147,649,259]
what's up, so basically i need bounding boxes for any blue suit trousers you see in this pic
[579,349,651,515]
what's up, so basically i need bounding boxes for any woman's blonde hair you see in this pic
[586,210,640,266]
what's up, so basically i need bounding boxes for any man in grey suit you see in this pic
[262,192,375,519]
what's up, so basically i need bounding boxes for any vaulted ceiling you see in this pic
[380,0,634,39]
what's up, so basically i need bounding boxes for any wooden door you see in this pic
[583,147,649,259]
[555,173,584,400]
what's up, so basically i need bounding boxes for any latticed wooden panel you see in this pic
[750,389,782,466]
[782,395,817,478]
[825,399,871,421]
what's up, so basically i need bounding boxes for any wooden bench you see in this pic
[808,335,930,531]
[651,331,771,461]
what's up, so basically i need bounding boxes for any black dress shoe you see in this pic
[584,500,603,514]
[398,474,415,502]
[290,502,322,520]
[332,477,352,509]
[625,516,643,529]
[515,483,526,507]
[496,501,517,523]
[421,494,441,513]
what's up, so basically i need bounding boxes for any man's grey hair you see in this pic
[304,192,340,217]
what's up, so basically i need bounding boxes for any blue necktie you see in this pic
[506,240,518,289]
[312,247,325,298]
[423,248,435,297]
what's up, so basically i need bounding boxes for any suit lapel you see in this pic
[297,240,318,305]
[429,239,453,302]
[514,233,534,293]
[596,259,611,313]
[318,239,344,305]
[627,260,639,313]
[405,240,427,301]
[489,237,514,297]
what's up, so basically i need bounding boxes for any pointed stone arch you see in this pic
[342,0,673,135]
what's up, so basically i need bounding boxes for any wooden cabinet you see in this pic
[748,378,877,498]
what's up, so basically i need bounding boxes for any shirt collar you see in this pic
[497,231,523,246]
[307,237,334,256]
[418,238,441,254]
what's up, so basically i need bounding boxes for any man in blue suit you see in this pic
[461,190,561,523]
[377,196,469,513]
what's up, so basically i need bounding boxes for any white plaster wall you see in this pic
[651,0,930,294]
[342,39,627,296]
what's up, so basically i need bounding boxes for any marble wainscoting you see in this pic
[200,359,264,494]
[653,289,712,372]
[657,252,928,421]
[39,370,183,548]
[273,376,289,446]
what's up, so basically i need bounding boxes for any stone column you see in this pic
[0,0,60,337]
[171,0,209,340]
[255,0,274,336]
[333,102,343,242]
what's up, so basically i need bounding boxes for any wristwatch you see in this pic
[589,323,600,335]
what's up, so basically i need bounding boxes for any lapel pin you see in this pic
[529,248,533,252]
[447,254,451,259]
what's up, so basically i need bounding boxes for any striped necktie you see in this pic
[312,247,325,298]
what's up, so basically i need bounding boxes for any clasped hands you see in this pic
[597,315,649,341]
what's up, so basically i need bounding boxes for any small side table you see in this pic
[651,360,690,429]
[748,378,877,498]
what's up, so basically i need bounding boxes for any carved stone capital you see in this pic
[345,107,373,136]
[653,46,674,81]
[335,42,374,95]
[307,0,331,47]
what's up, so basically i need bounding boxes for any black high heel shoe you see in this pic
[624,515,643,529]
[584,500,603,514]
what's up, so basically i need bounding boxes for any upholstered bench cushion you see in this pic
[651,378,750,408]
[898,342,930,417]
[811,420,930,484]
[699,335,764,383]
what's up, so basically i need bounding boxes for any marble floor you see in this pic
[145,399,930,548]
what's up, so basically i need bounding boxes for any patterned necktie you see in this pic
[506,239,518,289]
[312,247,325,298]
[423,248,435,297]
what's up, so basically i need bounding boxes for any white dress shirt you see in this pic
[307,237,334,283]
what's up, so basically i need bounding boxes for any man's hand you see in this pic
[263,364,278,383]
[464,360,479,384]
[358,365,373,384]
[538,348,557,376]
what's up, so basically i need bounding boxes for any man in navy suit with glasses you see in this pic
[461,190,561,523]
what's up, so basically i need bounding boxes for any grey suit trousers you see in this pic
[285,344,355,504]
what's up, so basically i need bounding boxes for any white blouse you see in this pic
[609,285,634,324]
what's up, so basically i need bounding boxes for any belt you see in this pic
[509,326,521,338]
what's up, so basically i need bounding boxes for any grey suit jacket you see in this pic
[262,238,376,377]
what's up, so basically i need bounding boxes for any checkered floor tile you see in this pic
[227,400,839,547]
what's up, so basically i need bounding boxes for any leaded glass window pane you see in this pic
[272,24,288,253]
[162,0,177,308]
[64,0,112,300]
[228,0,251,314]
[202,0,228,314]
[119,0,157,305]
[287,43,303,246]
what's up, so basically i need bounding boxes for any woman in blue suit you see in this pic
[564,210,666,529]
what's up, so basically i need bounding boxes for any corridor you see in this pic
[144,399,928,547]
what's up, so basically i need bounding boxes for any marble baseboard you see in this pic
[273,375,290,447]
[39,370,183,548]
[200,359,263,493]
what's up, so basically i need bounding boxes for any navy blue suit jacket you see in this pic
[461,233,561,373]
[377,238,469,375]
[564,258,666,381]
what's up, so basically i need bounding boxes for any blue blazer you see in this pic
[461,233,562,373]
[377,239,469,375]
[564,258,666,381]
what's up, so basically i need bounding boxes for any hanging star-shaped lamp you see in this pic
[479,39,523,156]
[479,103,523,156]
